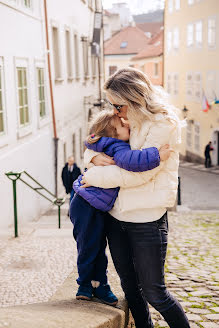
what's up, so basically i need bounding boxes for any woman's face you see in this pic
[106,93,128,120]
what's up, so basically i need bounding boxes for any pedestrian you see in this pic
[70,109,172,306]
[204,141,214,168]
[61,156,81,210]
[82,68,190,328]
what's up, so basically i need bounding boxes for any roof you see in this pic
[136,22,163,37]
[131,30,163,60]
[104,26,149,55]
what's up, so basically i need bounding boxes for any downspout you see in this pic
[43,0,59,196]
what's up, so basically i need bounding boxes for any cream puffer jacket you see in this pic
[83,112,181,217]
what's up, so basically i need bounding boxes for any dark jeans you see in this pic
[70,194,108,286]
[205,155,211,168]
[105,212,190,328]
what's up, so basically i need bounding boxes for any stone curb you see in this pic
[0,270,129,328]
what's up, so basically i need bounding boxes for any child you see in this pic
[70,110,171,306]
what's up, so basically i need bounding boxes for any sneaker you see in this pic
[76,285,93,301]
[93,284,118,306]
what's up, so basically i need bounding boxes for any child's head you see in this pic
[86,110,130,144]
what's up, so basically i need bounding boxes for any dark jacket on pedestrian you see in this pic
[62,163,81,194]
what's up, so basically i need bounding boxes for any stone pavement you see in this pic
[0,202,218,327]
[180,161,219,175]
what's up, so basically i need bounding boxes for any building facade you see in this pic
[164,0,219,165]
[0,0,104,229]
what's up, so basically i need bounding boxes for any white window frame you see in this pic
[206,70,217,103]
[208,17,216,48]
[173,73,179,96]
[15,57,32,138]
[51,22,63,82]
[167,73,172,95]
[65,27,73,80]
[173,27,179,50]
[186,72,193,101]
[167,31,172,53]
[194,72,202,103]
[188,0,194,5]
[81,36,89,80]
[168,0,173,13]
[175,0,180,10]
[0,57,7,138]
[187,23,194,47]
[73,32,80,79]
[195,20,202,47]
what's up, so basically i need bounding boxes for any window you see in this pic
[206,71,217,103]
[195,21,202,46]
[175,0,180,10]
[37,68,46,118]
[167,73,172,94]
[17,67,29,126]
[120,41,128,48]
[187,24,194,47]
[168,0,173,13]
[186,72,193,101]
[109,66,117,76]
[194,72,202,102]
[173,73,179,95]
[74,34,80,79]
[173,27,179,49]
[66,30,73,79]
[154,63,159,77]
[208,18,216,47]
[167,31,172,52]
[23,0,31,8]
[194,122,200,151]
[186,121,193,149]
[188,0,194,4]
[82,37,89,79]
[0,61,5,134]
[52,26,62,80]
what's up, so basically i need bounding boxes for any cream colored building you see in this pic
[164,0,219,165]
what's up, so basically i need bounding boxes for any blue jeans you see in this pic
[105,212,190,328]
[70,194,108,286]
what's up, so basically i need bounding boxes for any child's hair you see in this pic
[86,110,118,144]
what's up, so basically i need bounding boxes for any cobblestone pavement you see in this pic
[0,209,218,328]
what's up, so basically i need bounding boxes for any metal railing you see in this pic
[5,171,65,237]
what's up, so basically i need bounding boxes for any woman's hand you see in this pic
[91,154,115,166]
[159,144,174,161]
[80,175,91,188]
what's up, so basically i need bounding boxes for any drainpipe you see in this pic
[162,1,166,88]
[43,0,59,196]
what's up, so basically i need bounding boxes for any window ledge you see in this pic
[17,125,32,139]
[67,76,74,82]
[55,78,64,83]
[38,116,52,129]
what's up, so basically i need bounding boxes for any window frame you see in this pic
[65,27,73,80]
[168,0,173,13]
[167,31,172,53]
[208,17,216,48]
[173,27,179,50]
[195,20,203,48]
[187,23,194,48]
[51,22,63,82]
[73,32,80,80]
[194,121,200,152]
[0,57,7,138]
[175,0,180,10]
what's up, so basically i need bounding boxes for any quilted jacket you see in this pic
[73,138,160,211]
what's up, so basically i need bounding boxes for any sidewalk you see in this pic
[0,203,218,327]
[180,160,219,175]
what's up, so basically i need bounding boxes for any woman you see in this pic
[82,68,190,328]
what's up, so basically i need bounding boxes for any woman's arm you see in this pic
[84,120,177,188]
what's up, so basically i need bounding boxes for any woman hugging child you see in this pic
[70,110,171,306]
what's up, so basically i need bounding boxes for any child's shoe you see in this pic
[93,284,118,306]
[76,285,93,301]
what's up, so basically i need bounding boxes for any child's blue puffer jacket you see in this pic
[73,137,160,212]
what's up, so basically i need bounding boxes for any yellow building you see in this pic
[164,0,219,165]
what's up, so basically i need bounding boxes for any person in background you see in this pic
[204,141,214,168]
[61,156,81,213]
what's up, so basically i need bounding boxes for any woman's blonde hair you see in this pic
[104,67,181,127]
[86,110,118,144]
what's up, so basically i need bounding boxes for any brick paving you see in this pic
[0,206,218,328]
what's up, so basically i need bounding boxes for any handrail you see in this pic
[5,171,65,237]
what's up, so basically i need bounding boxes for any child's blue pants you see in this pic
[70,194,108,287]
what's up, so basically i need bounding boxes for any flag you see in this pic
[202,92,210,112]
